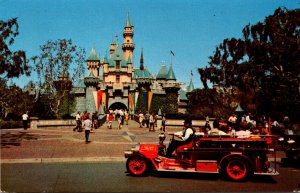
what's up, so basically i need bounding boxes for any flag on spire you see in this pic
[191,70,193,77]
[170,50,175,56]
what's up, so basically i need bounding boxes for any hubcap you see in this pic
[227,160,247,180]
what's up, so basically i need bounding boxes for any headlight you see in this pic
[287,139,295,144]
[132,143,140,151]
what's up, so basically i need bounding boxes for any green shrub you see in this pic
[0,120,23,129]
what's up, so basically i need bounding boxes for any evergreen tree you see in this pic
[198,7,300,121]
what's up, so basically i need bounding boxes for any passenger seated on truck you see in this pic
[235,126,251,138]
[208,120,227,135]
[166,119,195,158]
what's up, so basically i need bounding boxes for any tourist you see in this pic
[145,111,150,128]
[208,119,227,135]
[83,113,92,143]
[235,126,251,139]
[117,112,122,129]
[22,111,29,130]
[138,111,144,128]
[73,111,82,132]
[228,113,237,130]
[107,113,114,129]
[204,115,211,133]
[246,113,256,129]
[91,111,98,129]
[125,110,129,125]
[81,111,88,122]
[161,113,166,132]
[149,112,155,132]
[120,109,125,125]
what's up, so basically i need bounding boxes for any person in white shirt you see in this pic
[73,111,82,132]
[149,112,155,132]
[83,114,92,143]
[166,119,195,158]
[236,128,251,138]
[22,112,29,130]
[246,113,256,129]
[138,111,144,128]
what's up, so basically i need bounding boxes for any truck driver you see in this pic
[166,119,195,158]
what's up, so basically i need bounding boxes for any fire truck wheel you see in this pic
[223,157,252,181]
[126,155,148,176]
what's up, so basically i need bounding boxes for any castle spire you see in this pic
[122,13,135,62]
[186,70,195,92]
[140,48,144,71]
[125,12,132,27]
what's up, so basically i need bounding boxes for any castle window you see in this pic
[116,75,120,83]
[116,61,120,69]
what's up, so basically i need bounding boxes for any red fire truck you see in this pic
[124,133,279,181]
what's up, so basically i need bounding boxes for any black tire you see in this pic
[126,155,148,176]
[221,157,253,181]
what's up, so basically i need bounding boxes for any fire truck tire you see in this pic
[126,155,148,176]
[222,157,253,181]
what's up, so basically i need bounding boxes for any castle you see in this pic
[72,14,194,115]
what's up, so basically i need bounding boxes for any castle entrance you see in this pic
[109,102,127,111]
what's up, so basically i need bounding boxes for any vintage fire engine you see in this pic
[124,132,279,181]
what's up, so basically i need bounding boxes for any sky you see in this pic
[1,0,299,89]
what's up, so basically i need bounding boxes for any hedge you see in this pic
[0,120,23,129]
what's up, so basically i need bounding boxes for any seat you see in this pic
[176,139,194,152]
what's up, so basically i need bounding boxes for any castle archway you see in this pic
[109,102,127,111]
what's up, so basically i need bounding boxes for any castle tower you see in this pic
[84,71,99,113]
[86,48,100,77]
[122,13,135,63]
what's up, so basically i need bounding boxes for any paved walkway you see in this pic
[1,120,180,163]
[1,120,284,163]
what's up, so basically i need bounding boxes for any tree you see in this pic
[0,79,34,119]
[198,7,300,121]
[187,88,239,119]
[149,94,166,114]
[0,18,31,78]
[33,39,85,118]
[164,91,178,114]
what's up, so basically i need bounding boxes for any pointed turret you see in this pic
[87,48,100,61]
[140,48,144,71]
[103,50,109,64]
[125,12,132,27]
[156,63,168,80]
[87,47,100,77]
[166,64,176,80]
[186,79,195,93]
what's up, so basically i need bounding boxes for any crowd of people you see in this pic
[106,108,129,129]
[73,111,100,143]
[199,112,289,138]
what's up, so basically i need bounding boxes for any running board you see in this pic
[157,168,219,173]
